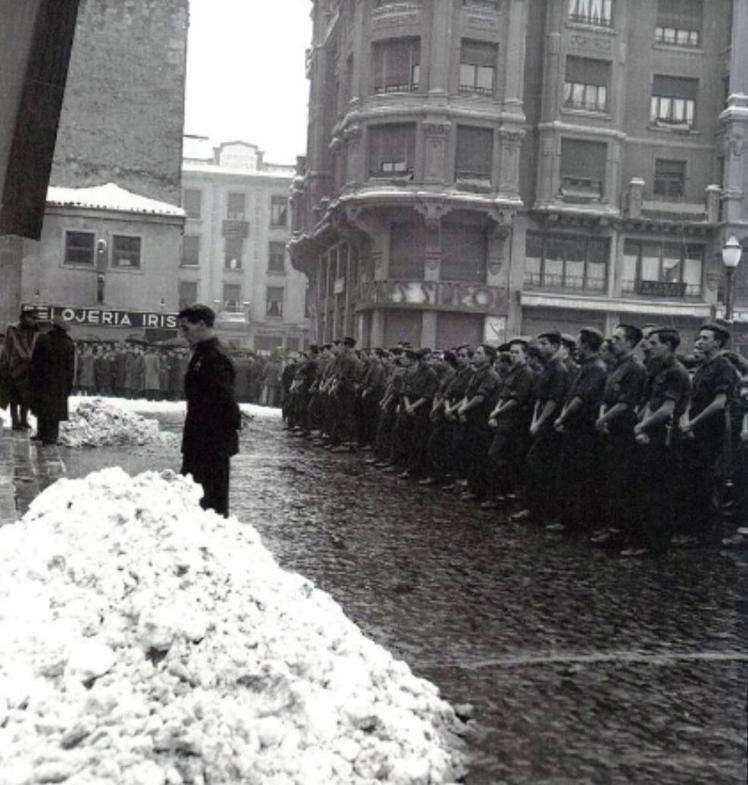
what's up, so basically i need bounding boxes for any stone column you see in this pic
[498,128,524,199]
[422,120,451,184]
[428,0,453,99]
[344,124,363,187]
[503,0,528,113]
[626,177,644,218]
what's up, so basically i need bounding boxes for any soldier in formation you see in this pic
[282,323,746,557]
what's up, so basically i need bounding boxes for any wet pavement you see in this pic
[9,411,748,784]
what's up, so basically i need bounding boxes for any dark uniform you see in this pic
[635,355,691,554]
[426,363,473,483]
[525,356,570,522]
[600,353,646,542]
[488,362,535,498]
[558,354,608,532]
[181,337,241,517]
[460,364,501,500]
[392,359,439,477]
[679,353,737,539]
[373,361,406,463]
[358,356,387,447]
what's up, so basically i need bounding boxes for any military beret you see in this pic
[560,333,577,350]
[537,330,562,343]
[616,323,643,345]
[342,336,357,347]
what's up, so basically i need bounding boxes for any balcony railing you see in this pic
[621,279,696,298]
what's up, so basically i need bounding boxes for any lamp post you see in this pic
[721,235,742,323]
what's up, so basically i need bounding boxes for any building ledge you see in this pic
[520,290,712,318]
[47,183,185,218]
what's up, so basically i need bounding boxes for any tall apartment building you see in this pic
[290,0,748,353]
[180,141,311,352]
[2,0,189,338]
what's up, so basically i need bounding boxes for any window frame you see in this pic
[459,39,497,97]
[266,286,285,319]
[563,56,611,113]
[268,242,287,274]
[368,123,417,178]
[373,37,421,95]
[183,188,202,220]
[226,192,246,221]
[455,125,494,181]
[655,0,702,48]
[653,158,687,199]
[178,280,199,310]
[559,138,608,199]
[181,234,200,268]
[650,75,698,130]
[567,0,614,28]
[524,232,609,293]
[621,239,703,297]
[225,237,243,271]
[270,195,288,227]
[110,234,143,271]
[223,283,242,313]
[63,230,96,267]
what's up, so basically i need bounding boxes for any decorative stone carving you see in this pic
[415,197,452,230]
[626,178,644,219]
[487,256,504,277]
[568,34,613,54]
[425,250,441,271]
[344,124,362,141]
[488,207,516,237]
[422,120,451,137]
[728,128,745,158]
[344,205,380,240]
[499,128,525,145]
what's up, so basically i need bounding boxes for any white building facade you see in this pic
[180,141,311,353]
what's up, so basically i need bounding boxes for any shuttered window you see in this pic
[651,75,698,127]
[564,56,610,111]
[560,139,606,195]
[441,224,487,282]
[455,126,493,180]
[369,124,416,176]
[459,40,497,96]
[373,38,420,93]
[656,0,702,46]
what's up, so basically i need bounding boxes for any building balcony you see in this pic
[520,290,712,319]
[222,220,249,238]
[559,177,603,204]
[621,279,699,298]
[623,179,720,225]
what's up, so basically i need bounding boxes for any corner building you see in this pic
[290,0,748,352]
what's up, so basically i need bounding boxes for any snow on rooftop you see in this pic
[46,183,186,218]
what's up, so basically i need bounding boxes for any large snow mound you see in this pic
[0,469,466,785]
[59,399,178,448]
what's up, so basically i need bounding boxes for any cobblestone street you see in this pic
[13,409,748,785]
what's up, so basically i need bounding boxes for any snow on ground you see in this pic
[69,397,282,421]
[0,469,466,785]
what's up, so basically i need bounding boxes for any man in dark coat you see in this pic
[178,305,241,517]
[4,309,39,430]
[29,314,76,446]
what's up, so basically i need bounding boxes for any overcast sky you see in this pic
[184,0,312,165]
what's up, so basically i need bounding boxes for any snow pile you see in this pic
[0,469,467,785]
[59,399,178,448]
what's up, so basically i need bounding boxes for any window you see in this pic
[564,57,610,112]
[524,233,608,292]
[653,159,686,199]
[266,286,284,318]
[455,126,493,181]
[111,235,141,269]
[560,139,607,198]
[64,231,95,266]
[459,40,496,96]
[178,281,198,310]
[390,222,426,279]
[181,235,200,267]
[227,192,246,220]
[655,0,701,47]
[650,75,697,129]
[441,224,487,282]
[622,240,703,296]
[270,196,288,227]
[183,189,202,219]
[373,38,420,94]
[225,237,243,270]
[268,242,286,273]
[223,284,242,312]
[369,123,416,176]
[568,0,613,26]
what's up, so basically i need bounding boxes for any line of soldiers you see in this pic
[281,323,748,556]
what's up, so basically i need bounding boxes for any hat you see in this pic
[342,336,357,348]
[537,330,562,343]
[560,333,577,350]
[616,323,643,345]
[699,322,731,343]
[52,313,71,332]
[403,347,418,359]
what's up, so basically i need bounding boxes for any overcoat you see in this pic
[182,337,241,459]
[29,327,75,421]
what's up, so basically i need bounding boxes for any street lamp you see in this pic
[722,235,742,323]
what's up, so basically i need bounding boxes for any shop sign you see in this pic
[22,304,179,329]
[636,280,687,298]
[359,280,508,313]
